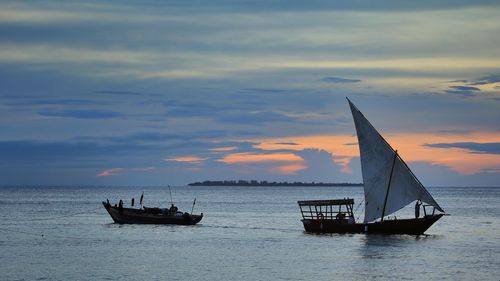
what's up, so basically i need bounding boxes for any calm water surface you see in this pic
[1,186,499,280]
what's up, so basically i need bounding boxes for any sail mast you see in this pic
[381,150,398,222]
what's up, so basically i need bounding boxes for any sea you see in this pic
[1,185,499,281]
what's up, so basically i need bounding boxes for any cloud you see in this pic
[270,163,307,175]
[164,156,208,164]
[131,166,156,172]
[468,74,500,85]
[216,151,309,176]
[209,146,238,152]
[437,129,473,135]
[241,88,289,94]
[425,142,500,155]
[219,152,303,164]
[97,166,155,177]
[95,90,160,97]
[444,85,480,97]
[97,168,124,177]
[0,96,98,107]
[449,85,480,91]
[1,2,500,186]
[321,76,361,83]
[38,109,122,119]
[216,111,295,124]
[275,142,299,146]
[0,1,499,21]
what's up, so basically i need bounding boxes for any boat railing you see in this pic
[422,204,436,216]
[297,198,355,221]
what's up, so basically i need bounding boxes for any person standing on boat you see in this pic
[131,197,135,207]
[119,199,123,214]
[170,204,178,213]
[415,200,422,218]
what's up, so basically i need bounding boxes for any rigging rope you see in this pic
[0,205,107,240]
[354,198,365,221]
[6,206,102,222]
[0,227,110,240]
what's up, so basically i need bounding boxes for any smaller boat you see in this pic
[102,200,203,225]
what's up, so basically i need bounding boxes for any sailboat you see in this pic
[298,98,446,235]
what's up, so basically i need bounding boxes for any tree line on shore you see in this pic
[188,180,363,187]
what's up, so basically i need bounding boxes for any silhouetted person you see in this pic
[336,212,346,221]
[119,200,123,214]
[415,200,422,218]
[170,204,178,213]
[131,198,135,207]
[348,216,355,224]
[318,212,324,220]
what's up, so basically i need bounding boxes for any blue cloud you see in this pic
[217,111,294,124]
[97,131,261,144]
[96,90,161,97]
[321,76,361,83]
[444,85,480,97]
[449,85,480,91]
[450,74,500,86]
[38,109,123,119]
[2,96,99,107]
[468,74,500,85]
[437,129,472,135]
[425,142,500,154]
[241,88,289,94]
[275,142,299,145]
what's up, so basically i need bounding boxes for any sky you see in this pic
[0,0,499,186]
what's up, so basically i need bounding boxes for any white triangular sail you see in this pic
[348,99,444,223]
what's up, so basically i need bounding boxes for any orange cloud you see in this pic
[253,135,358,173]
[219,152,303,164]
[97,168,124,177]
[97,167,155,177]
[271,163,308,175]
[164,156,207,164]
[246,130,500,176]
[218,152,307,175]
[210,146,237,152]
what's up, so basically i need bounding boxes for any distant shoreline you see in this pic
[188,180,363,187]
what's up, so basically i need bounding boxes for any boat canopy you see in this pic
[298,198,355,221]
[348,98,444,223]
[298,199,354,206]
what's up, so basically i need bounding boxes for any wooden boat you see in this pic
[298,99,447,235]
[102,201,203,225]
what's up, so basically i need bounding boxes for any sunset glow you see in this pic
[249,131,500,176]
[97,168,124,177]
[270,163,308,175]
[164,156,208,164]
[1,1,499,186]
[219,152,304,164]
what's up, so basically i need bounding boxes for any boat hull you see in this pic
[102,202,203,225]
[302,214,444,235]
